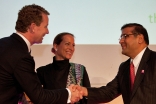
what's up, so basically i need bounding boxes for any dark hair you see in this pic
[121,23,149,45]
[53,32,74,45]
[15,4,50,33]
[51,32,74,53]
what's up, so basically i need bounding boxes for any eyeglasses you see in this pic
[119,34,135,40]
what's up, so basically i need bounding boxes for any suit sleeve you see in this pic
[14,54,68,104]
[87,76,120,103]
[86,63,124,103]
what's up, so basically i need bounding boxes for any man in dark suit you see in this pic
[0,4,81,104]
[77,23,156,104]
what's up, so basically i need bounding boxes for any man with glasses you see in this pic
[76,23,156,104]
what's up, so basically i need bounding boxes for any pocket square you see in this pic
[141,70,144,74]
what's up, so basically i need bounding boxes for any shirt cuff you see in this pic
[66,88,71,103]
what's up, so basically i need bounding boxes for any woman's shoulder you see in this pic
[36,63,53,72]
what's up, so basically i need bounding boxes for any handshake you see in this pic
[68,84,88,103]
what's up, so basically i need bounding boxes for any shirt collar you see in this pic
[131,47,147,68]
[16,32,31,52]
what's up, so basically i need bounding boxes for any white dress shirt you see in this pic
[131,47,147,75]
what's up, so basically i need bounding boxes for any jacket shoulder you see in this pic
[36,63,52,72]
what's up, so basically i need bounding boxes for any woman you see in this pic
[36,32,91,104]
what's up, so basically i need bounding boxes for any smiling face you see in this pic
[119,27,140,58]
[119,23,149,58]
[54,34,75,60]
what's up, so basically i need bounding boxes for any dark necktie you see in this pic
[130,61,135,91]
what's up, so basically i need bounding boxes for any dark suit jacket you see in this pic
[87,48,156,104]
[0,33,68,104]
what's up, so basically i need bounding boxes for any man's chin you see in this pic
[122,51,129,57]
[121,50,126,55]
[34,41,42,44]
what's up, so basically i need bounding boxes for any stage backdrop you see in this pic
[1,1,156,103]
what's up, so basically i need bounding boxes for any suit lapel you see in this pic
[130,48,151,100]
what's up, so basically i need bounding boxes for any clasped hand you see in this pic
[68,84,88,103]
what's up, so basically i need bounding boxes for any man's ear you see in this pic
[138,34,144,44]
[29,23,36,33]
